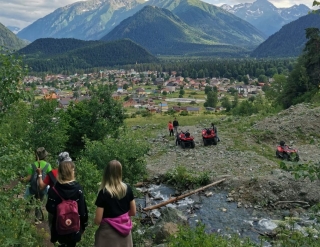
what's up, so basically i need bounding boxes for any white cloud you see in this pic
[0,0,316,29]
[0,0,83,28]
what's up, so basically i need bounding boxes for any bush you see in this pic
[81,132,149,184]
[168,223,256,247]
[180,110,188,116]
[164,165,210,189]
[141,110,152,117]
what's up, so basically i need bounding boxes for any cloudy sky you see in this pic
[0,0,316,29]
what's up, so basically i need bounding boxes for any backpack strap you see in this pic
[42,163,49,173]
[52,187,65,201]
[47,171,57,185]
[31,163,37,173]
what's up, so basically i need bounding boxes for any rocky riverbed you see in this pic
[138,103,320,213]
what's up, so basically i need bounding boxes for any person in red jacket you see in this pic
[168,121,174,136]
[37,152,72,190]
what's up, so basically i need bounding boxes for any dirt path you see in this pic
[144,104,320,208]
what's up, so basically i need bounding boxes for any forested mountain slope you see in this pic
[101,5,248,56]
[251,11,320,58]
[19,38,158,72]
[0,23,27,50]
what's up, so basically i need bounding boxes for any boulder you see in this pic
[149,207,187,245]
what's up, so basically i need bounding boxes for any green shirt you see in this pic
[27,160,52,175]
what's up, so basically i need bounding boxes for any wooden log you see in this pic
[143,178,226,211]
[273,201,309,206]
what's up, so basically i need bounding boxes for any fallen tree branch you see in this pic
[143,179,226,211]
[272,201,310,207]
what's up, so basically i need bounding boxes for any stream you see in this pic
[136,184,319,246]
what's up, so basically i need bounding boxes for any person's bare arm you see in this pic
[20,174,31,183]
[37,176,47,190]
[128,200,136,216]
[94,207,104,225]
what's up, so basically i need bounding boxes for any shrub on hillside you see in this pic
[81,133,149,184]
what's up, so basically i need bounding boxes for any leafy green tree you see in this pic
[204,91,218,108]
[0,52,30,114]
[73,91,80,99]
[179,89,185,96]
[232,93,239,108]
[66,85,124,156]
[204,86,213,94]
[28,99,69,156]
[258,75,268,83]
[221,97,231,111]
[81,132,148,184]
[265,74,286,101]
[0,102,30,146]
[304,28,320,89]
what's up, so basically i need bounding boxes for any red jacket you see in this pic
[168,123,173,130]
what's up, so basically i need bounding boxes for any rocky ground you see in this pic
[142,103,320,210]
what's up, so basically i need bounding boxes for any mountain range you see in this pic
[101,5,249,56]
[221,0,310,36]
[251,10,320,58]
[18,38,158,72]
[0,23,27,50]
[17,0,265,49]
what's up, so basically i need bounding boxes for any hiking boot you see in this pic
[34,219,42,225]
[35,208,44,221]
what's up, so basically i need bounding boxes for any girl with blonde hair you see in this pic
[94,160,136,247]
[46,161,88,247]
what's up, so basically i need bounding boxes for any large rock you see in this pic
[148,207,187,245]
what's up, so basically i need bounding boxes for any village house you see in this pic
[186,106,200,114]
[58,97,73,109]
[44,92,59,100]
[135,87,146,95]
[123,99,138,107]
[158,102,168,112]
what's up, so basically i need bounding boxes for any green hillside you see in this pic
[149,0,266,48]
[0,23,27,50]
[19,38,158,72]
[102,5,248,56]
[251,11,320,58]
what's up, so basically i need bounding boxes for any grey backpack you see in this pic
[29,162,49,196]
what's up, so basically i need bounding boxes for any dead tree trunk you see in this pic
[143,178,226,211]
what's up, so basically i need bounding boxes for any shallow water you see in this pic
[136,184,281,246]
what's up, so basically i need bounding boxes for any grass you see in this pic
[125,112,222,128]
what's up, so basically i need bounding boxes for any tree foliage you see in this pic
[0,51,29,114]
[66,85,125,156]
[28,99,69,156]
[204,91,218,108]
[277,28,320,108]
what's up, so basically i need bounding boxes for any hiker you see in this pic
[211,123,220,142]
[173,117,179,136]
[36,152,72,231]
[36,152,72,190]
[94,160,136,247]
[21,147,52,224]
[168,121,174,136]
[46,161,88,247]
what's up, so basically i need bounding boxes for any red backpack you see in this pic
[52,187,80,235]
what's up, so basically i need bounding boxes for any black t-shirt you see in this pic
[95,184,134,218]
[173,120,179,127]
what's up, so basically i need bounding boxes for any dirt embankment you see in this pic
[144,103,320,208]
